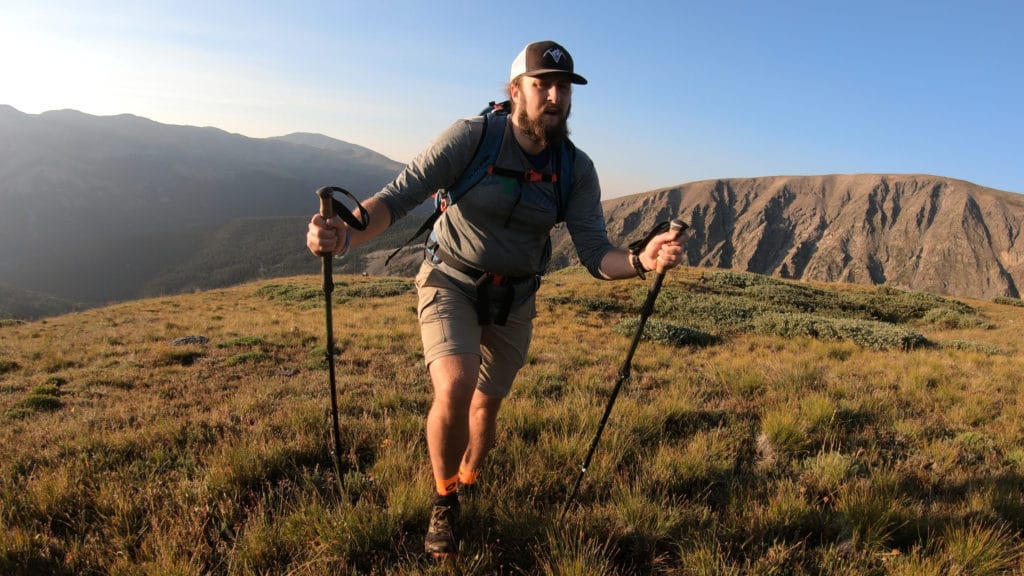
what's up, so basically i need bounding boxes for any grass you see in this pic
[2,268,1024,574]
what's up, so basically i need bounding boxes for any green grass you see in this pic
[2,268,1023,574]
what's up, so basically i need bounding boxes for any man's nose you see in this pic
[546,85,560,103]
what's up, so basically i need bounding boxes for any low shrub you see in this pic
[256,283,322,302]
[753,312,929,350]
[615,318,719,347]
[993,296,1024,307]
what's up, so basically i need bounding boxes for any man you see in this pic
[306,40,686,557]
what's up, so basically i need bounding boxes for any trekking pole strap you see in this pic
[317,186,370,231]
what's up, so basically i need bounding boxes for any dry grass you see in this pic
[2,267,1024,574]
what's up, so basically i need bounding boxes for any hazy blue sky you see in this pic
[3,0,1021,197]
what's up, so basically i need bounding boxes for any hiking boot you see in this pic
[424,493,460,557]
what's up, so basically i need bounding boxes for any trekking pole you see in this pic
[315,186,369,496]
[561,219,689,519]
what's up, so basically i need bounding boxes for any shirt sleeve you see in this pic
[563,149,616,278]
[372,118,483,223]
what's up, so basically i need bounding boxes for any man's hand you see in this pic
[307,215,349,257]
[639,228,691,273]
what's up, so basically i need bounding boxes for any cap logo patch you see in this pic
[544,48,565,63]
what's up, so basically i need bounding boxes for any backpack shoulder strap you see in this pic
[384,103,509,266]
[554,138,576,223]
[446,109,507,204]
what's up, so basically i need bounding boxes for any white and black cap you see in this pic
[509,40,587,85]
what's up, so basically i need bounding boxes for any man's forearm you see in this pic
[347,197,394,249]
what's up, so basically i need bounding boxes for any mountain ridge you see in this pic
[571,173,1024,300]
[2,106,1022,318]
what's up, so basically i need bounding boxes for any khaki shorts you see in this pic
[415,262,537,398]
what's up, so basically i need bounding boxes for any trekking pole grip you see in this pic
[654,219,689,274]
[318,187,336,221]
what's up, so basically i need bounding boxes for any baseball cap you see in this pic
[509,40,588,85]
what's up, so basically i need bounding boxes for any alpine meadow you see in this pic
[4,265,1024,574]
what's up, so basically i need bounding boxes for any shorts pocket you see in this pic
[417,287,441,322]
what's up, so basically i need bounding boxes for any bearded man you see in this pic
[306,40,686,558]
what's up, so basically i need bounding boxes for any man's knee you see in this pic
[429,354,480,406]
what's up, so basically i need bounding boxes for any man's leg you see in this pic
[426,353,480,490]
[424,352,478,557]
[459,389,503,488]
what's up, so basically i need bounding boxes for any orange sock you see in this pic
[458,465,479,486]
[435,473,459,497]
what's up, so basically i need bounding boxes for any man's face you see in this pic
[512,73,572,148]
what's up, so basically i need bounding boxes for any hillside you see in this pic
[3,269,1024,573]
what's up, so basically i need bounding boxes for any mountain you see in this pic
[2,106,1023,319]
[550,174,1024,300]
[0,105,405,306]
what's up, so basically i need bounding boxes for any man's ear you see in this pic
[508,80,522,104]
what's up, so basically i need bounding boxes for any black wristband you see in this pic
[629,249,647,279]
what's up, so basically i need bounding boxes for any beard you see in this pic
[516,104,571,149]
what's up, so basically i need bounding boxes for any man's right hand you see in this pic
[307,215,347,257]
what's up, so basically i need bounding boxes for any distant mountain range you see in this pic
[0,105,405,310]
[1,105,1021,319]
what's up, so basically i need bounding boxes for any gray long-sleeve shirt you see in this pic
[374,115,614,279]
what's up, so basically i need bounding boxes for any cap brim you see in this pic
[524,69,588,85]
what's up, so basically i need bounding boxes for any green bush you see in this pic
[753,312,929,350]
[225,351,273,366]
[256,283,322,302]
[921,307,993,330]
[993,296,1024,307]
[657,290,774,332]
[941,340,1004,355]
[11,385,63,416]
[337,279,413,299]
[616,318,719,347]
[0,359,20,375]
[693,271,978,326]
[543,295,628,313]
[851,286,975,323]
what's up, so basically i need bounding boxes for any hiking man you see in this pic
[306,40,687,557]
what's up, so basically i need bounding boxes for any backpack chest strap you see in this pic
[487,166,559,183]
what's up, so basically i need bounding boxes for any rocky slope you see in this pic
[553,174,1024,300]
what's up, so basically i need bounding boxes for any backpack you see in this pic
[384,100,576,266]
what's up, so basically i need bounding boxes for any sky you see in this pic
[2,0,1022,198]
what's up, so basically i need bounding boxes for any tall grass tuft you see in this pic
[536,527,619,576]
[942,521,1021,575]
[834,471,908,551]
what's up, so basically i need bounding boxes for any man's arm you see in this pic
[307,197,393,256]
[597,228,689,280]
